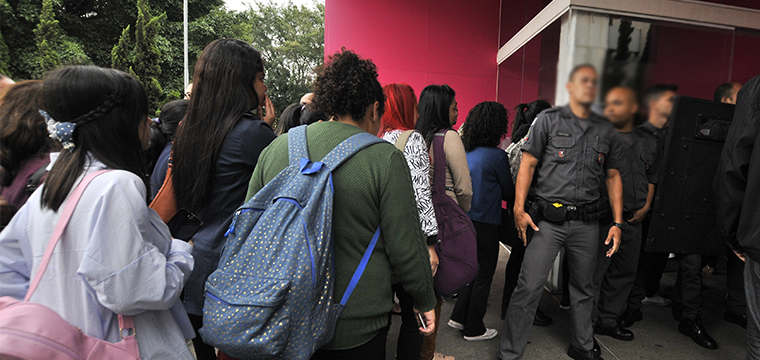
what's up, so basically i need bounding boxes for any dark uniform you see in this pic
[592,128,658,330]
[624,122,671,315]
[499,106,624,359]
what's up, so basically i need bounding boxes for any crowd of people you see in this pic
[0,36,758,360]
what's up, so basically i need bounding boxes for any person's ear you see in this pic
[373,101,381,122]
[631,103,639,115]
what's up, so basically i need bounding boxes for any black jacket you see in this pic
[716,74,760,262]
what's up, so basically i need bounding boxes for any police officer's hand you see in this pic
[515,210,539,246]
[605,226,622,257]
[628,206,650,224]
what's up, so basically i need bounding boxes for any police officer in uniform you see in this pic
[498,65,624,360]
[592,87,658,342]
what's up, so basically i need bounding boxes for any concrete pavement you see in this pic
[386,244,748,359]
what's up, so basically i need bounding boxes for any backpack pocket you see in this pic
[200,272,291,359]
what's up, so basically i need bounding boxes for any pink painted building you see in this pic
[325,0,760,132]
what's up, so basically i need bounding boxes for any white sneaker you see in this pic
[447,319,464,330]
[463,328,498,341]
[642,295,672,306]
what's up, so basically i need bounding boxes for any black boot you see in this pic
[678,316,719,350]
[533,308,553,326]
[724,312,747,329]
[617,307,642,328]
[568,344,603,360]
[595,324,634,341]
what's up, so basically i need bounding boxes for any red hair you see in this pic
[378,83,417,135]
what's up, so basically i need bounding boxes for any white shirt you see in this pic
[0,157,195,360]
[382,130,438,237]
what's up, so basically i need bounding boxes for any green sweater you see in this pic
[246,121,437,350]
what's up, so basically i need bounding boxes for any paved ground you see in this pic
[386,244,748,359]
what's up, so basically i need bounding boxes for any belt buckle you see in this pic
[566,205,578,220]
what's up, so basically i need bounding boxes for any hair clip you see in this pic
[40,110,77,152]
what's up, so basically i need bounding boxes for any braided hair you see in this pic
[40,66,149,211]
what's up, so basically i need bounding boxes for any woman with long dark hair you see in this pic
[416,84,472,359]
[378,83,438,360]
[450,101,513,341]
[171,38,277,359]
[0,81,60,227]
[0,66,195,359]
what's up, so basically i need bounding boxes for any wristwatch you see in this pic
[613,222,627,230]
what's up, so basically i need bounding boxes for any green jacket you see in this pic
[246,121,437,350]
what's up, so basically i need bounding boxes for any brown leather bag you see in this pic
[149,156,177,223]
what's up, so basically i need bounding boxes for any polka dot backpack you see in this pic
[200,125,385,359]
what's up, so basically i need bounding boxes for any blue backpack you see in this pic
[199,125,385,359]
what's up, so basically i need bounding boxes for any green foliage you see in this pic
[2,0,325,118]
[32,0,90,78]
[34,0,61,74]
[111,25,132,71]
[133,0,166,114]
[0,29,9,75]
[244,1,325,113]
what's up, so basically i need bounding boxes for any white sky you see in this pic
[224,0,323,11]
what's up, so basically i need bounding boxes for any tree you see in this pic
[32,0,90,78]
[133,0,166,114]
[242,1,325,113]
[0,28,10,76]
[34,0,61,74]
[111,25,133,72]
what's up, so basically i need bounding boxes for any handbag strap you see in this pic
[432,129,448,195]
[339,227,380,306]
[25,169,110,301]
[394,130,415,151]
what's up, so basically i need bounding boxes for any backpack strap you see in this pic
[25,161,50,195]
[25,169,110,301]
[432,129,448,195]
[339,227,380,306]
[321,132,386,171]
[394,130,415,152]
[288,125,311,166]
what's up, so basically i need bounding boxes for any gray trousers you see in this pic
[745,256,760,360]
[592,223,642,327]
[499,220,599,360]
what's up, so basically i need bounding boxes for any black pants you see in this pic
[726,248,747,316]
[502,233,526,316]
[188,313,217,360]
[310,324,389,360]
[672,254,703,319]
[626,216,669,310]
[392,283,423,360]
[451,221,500,336]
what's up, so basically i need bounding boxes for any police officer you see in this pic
[591,87,657,343]
[498,65,624,360]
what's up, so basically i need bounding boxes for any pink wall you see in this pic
[496,0,547,133]
[325,0,501,129]
[646,24,760,100]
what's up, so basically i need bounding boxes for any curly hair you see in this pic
[312,49,385,121]
[461,101,509,152]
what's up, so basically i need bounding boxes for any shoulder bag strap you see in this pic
[432,129,448,195]
[339,227,380,306]
[25,169,110,302]
[394,130,415,152]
